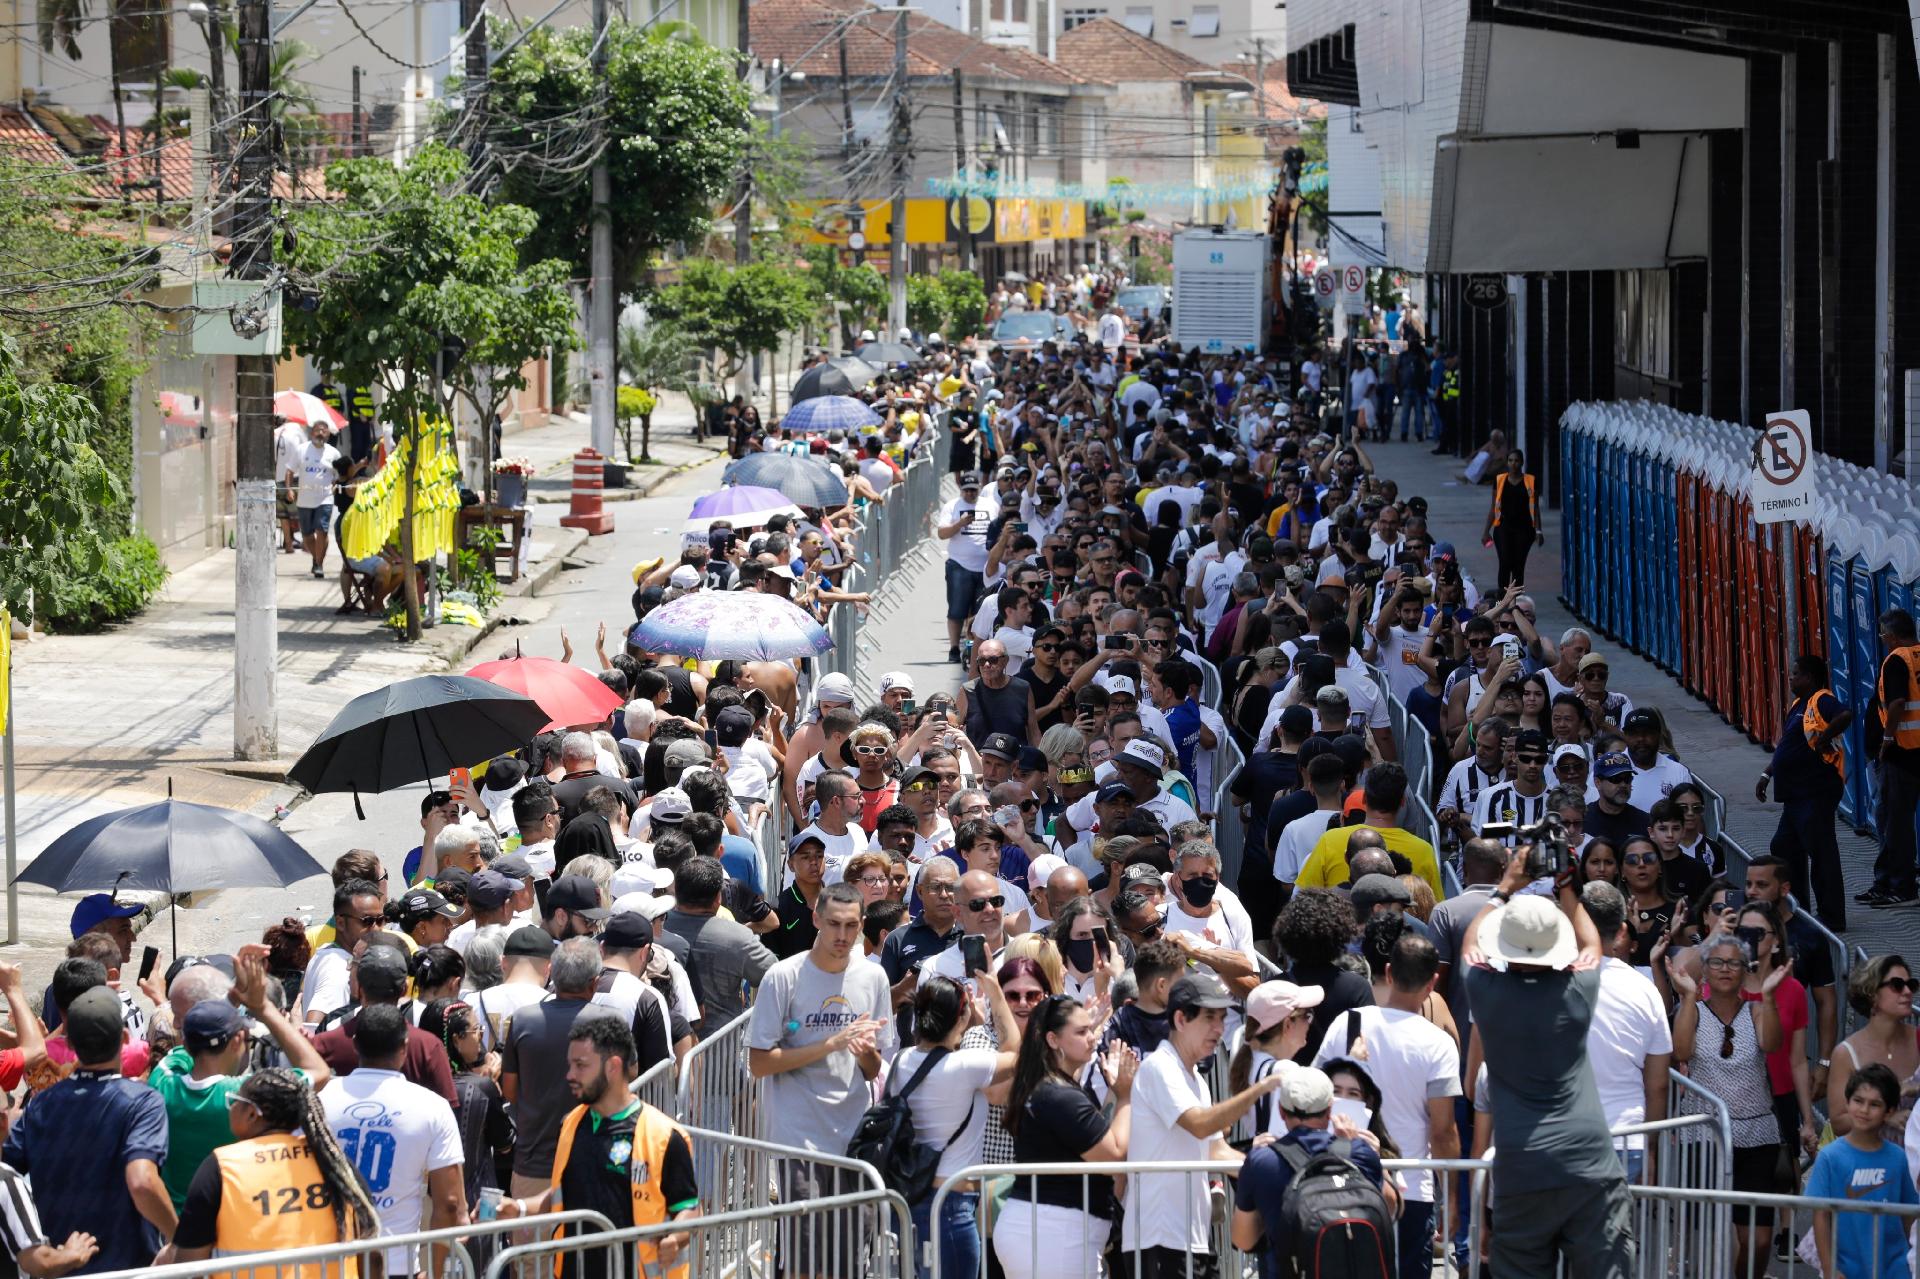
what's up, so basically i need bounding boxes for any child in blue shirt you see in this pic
[1807,1062,1919,1279]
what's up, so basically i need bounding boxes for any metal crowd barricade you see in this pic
[750,806,782,899]
[1667,1067,1736,1177]
[488,1128,913,1279]
[633,1048,678,1118]
[90,1212,619,1279]
[930,1157,1490,1279]
[677,1008,758,1133]
[1623,1186,1920,1279]
[1214,759,1249,888]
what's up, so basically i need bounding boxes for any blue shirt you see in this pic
[1165,697,1204,778]
[721,833,766,896]
[4,1068,170,1273]
[1803,1136,1917,1279]
[1235,1127,1385,1279]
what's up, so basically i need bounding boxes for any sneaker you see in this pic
[1857,887,1883,902]
[947,646,961,664]
[1870,891,1918,909]
[311,565,326,579]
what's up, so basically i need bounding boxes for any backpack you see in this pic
[1275,1138,1394,1279]
[844,1048,976,1203]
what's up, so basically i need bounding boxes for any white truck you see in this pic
[1171,228,1270,354]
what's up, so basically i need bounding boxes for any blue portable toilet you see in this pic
[1852,538,1884,833]
[1826,529,1857,826]
[1627,441,1646,655]
[1611,431,1632,639]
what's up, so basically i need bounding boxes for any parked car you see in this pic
[986,311,1075,351]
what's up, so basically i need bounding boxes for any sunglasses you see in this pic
[1005,989,1046,1006]
[1467,638,1492,649]
[1133,919,1164,940]
[1514,754,1549,766]
[965,895,1007,912]
[1622,853,1659,867]
[1582,669,1609,679]
[904,781,935,793]
[1676,802,1704,814]
[349,913,385,929]
[1883,977,1920,994]
[1035,643,1061,653]
[1719,1021,1737,1058]
[853,745,890,756]
[980,656,1008,666]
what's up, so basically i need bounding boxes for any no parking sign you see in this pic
[1752,410,1818,524]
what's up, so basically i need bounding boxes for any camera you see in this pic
[1481,811,1572,881]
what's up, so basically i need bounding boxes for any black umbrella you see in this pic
[790,355,880,402]
[16,795,330,949]
[853,340,919,367]
[723,452,850,507]
[288,674,550,800]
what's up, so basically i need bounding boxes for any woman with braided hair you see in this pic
[164,1067,381,1275]
[420,997,515,1271]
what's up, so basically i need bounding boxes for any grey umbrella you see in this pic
[722,451,850,507]
[854,340,919,367]
[790,356,880,402]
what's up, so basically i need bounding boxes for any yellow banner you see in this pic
[993,198,1084,243]
[339,420,461,563]
[0,608,9,733]
[793,198,1008,246]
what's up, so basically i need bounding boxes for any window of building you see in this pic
[1187,5,1219,36]
[1614,269,1674,383]
[1081,105,1106,152]
[1122,6,1152,36]
[1062,7,1105,30]
[1011,0,1027,21]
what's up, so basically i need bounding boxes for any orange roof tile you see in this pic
[750,0,1094,87]
[1056,17,1216,83]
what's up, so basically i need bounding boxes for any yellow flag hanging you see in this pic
[0,608,11,733]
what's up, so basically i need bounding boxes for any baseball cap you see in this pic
[1278,704,1314,739]
[398,889,461,923]
[787,831,828,858]
[1115,739,1166,778]
[1482,893,1577,971]
[184,999,250,1052]
[1577,652,1610,673]
[879,671,915,696]
[815,672,856,705]
[612,891,675,921]
[1015,746,1048,773]
[959,471,983,489]
[547,875,610,920]
[493,853,534,884]
[1622,709,1660,733]
[356,945,411,1000]
[1096,780,1136,804]
[649,786,693,824]
[662,738,710,781]
[602,912,655,949]
[468,869,516,910]
[1119,861,1165,890]
[668,564,703,590]
[763,563,797,582]
[1551,744,1589,769]
[713,705,755,748]
[1593,751,1633,780]
[1103,674,1138,698]
[1513,728,1552,755]
[503,925,557,959]
[1350,873,1413,915]
[1026,853,1067,890]
[62,987,126,1058]
[1278,1066,1335,1116]
[1430,541,1457,561]
[980,733,1020,762]
[897,764,937,791]
[1245,980,1324,1035]
[70,893,142,940]
[1168,970,1235,1014]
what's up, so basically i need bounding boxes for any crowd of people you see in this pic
[2,271,1912,1279]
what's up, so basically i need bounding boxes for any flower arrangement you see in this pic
[493,456,537,477]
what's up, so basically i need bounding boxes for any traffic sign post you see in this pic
[1752,409,1818,524]
[1314,265,1336,312]
[1340,264,1367,316]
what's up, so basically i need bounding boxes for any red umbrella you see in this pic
[274,389,347,431]
[465,655,623,732]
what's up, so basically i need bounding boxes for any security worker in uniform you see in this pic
[1482,447,1543,591]
[162,1068,381,1278]
[1431,347,1462,455]
[1758,654,1853,927]
[500,1012,699,1279]
[1866,609,1920,906]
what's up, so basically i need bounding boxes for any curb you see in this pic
[529,445,729,505]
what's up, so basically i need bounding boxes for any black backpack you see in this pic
[845,1048,975,1203]
[1275,1138,1394,1279]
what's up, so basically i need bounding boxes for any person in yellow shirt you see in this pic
[1291,762,1442,898]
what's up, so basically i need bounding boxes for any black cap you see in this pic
[547,875,610,920]
[1169,970,1235,1014]
[1096,780,1137,804]
[959,471,983,489]
[1015,746,1048,772]
[1514,728,1553,754]
[504,925,557,958]
[980,733,1020,762]
[399,889,461,923]
[603,912,655,949]
[1623,709,1660,733]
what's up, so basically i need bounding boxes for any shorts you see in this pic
[1730,1142,1787,1228]
[277,491,297,521]
[298,504,332,537]
[345,554,385,576]
[945,560,984,622]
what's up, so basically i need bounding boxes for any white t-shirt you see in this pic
[1313,1006,1460,1202]
[1628,754,1692,812]
[891,1046,998,1178]
[293,441,341,510]
[519,839,558,879]
[1274,809,1341,883]
[719,746,772,802]
[992,625,1034,667]
[1198,555,1246,632]
[1373,626,1427,703]
[467,981,548,1052]
[859,457,895,496]
[275,422,310,487]
[1589,958,1673,1147]
[320,1068,464,1273]
[1098,313,1126,349]
[299,946,353,1022]
[942,498,991,572]
[1260,666,1388,744]
[1125,1040,1214,1253]
[1347,367,1378,415]
[1162,895,1257,968]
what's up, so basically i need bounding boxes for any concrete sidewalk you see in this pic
[1364,438,1912,961]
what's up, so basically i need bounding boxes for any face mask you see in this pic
[1064,937,1097,973]
[1183,875,1218,908]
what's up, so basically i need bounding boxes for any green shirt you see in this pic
[146,1047,305,1208]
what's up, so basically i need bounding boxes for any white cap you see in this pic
[879,671,915,696]
[860,329,876,342]
[1482,895,1577,971]
[1278,1066,1334,1116]
[610,863,673,898]
[610,889,675,920]
[1551,744,1588,767]
[669,564,702,590]
[1027,853,1067,890]
[898,326,912,340]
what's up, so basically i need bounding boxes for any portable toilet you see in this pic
[1851,522,1885,832]
[1826,514,1860,826]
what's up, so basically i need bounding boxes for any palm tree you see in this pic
[616,313,698,462]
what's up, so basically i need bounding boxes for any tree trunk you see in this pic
[400,416,421,641]
[640,409,653,462]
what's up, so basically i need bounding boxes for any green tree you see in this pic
[799,247,886,350]
[905,275,947,337]
[617,314,698,462]
[936,269,987,337]
[652,258,814,387]
[284,142,577,639]
[0,335,141,626]
[482,21,753,290]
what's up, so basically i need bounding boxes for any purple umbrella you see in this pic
[684,485,802,532]
[628,590,834,661]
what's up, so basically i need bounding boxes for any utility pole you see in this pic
[732,44,754,400]
[587,0,615,458]
[886,5,909,338]
[460,0,488,158]
[231,0,277,761]
[950,69,972,274]
[350,65,364,156]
